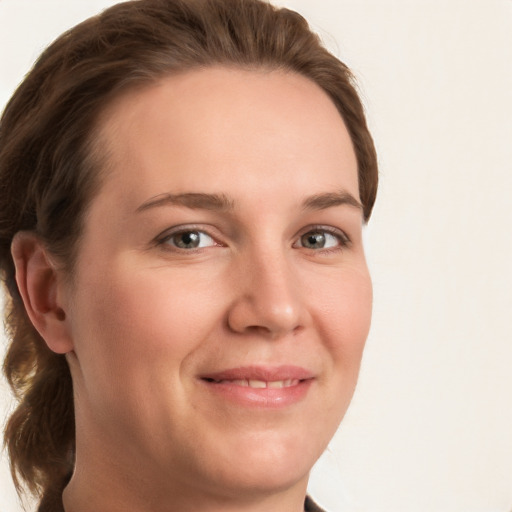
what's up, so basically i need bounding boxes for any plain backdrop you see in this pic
[1,1,511,511]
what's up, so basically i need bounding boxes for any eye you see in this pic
[296,228,348,250]
[163,230,217,250]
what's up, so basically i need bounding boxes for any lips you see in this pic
[201,365,314,382]
[206,378,301,389]
[199,365,314,408]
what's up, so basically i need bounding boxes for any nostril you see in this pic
[225,280,305,337]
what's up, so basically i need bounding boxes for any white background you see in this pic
[1,1,511,511]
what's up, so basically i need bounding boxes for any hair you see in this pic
[0,0,378,509]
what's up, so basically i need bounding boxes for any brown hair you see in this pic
[0,0,378,508]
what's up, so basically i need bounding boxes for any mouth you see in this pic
[199,365,314,408]
[203,378,301,388]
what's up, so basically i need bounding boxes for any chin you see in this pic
[199,430,323,496]
[204,460,311,499]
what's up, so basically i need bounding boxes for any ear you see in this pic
[11,231,74,354]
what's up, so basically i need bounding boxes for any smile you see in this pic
[204,378,301,388]
[200,366,314,408]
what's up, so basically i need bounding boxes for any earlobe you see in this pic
[11,231,74,354]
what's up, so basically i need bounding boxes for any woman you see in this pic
[0,0,378,511]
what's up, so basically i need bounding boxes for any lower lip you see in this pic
[200,379,313,408]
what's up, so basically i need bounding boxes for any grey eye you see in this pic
[299,231,340,249]
[168,231,215,249]
[301,232,325,249]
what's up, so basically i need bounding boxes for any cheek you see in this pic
[68,262,223,395]
[314,266,372,370]
[300,267,372,444]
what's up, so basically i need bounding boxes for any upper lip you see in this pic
[200,365,314,382]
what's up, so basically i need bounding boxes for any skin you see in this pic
[13,67,372,512]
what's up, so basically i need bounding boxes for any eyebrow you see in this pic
[136,192,235,213]
[301,191,363,212]
[136,190,362,214]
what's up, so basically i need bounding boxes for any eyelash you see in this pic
[294,225,351,253]
[155,225,351,253]
[156,225,220,251]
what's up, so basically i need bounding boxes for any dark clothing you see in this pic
[305,495,326,511]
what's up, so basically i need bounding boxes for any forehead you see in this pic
[93,67,359,210]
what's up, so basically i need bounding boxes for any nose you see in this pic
[226,251,307,339]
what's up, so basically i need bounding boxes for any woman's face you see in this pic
[63,68,372,500]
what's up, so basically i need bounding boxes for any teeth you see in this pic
[245,379,299,388]
[211,378,300,388]
[248,379,267,388]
